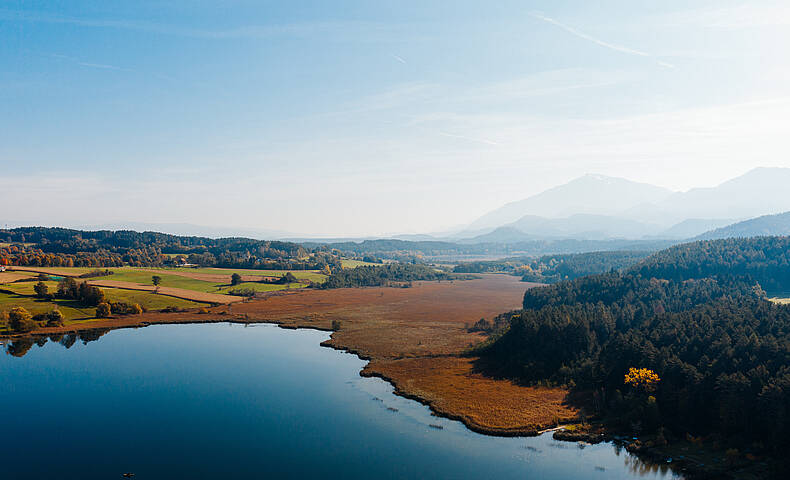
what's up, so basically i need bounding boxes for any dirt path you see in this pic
[7,266,82,277]
[86,279,245,304]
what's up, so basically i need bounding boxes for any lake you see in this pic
[0,323,681,479]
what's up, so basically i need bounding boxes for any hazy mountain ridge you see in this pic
[464,168,790,241]
[467,174,673,231]
[696,211,790,240]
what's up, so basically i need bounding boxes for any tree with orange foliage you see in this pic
[624,367,660,393]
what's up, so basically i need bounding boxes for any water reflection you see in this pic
[1,324,683,479]
[623,452,674,477]
[4,328,111,357]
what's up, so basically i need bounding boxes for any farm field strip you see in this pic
[0,279,202,315]
[86,279,244,304]
[7,266,321,289]
[152,267,327,283]
[0,292,96,321]
[0,272,37,283]
[214,281,307,295]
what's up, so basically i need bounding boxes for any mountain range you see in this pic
[696,212,790,240]
[459,167,790,242]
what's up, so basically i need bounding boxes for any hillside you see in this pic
[632,236,790,292]
[657,218,736,239]
[477,235,790,470]
[696,211,790,240]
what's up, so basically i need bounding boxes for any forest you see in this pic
[478,236,790,462]
[0,227,341,270]
[320,264,463,288]
[453,250,651,283]
[314,238,672,261]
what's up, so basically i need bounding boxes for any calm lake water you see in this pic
[0,324,680,479]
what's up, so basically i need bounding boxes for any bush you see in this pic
[9,306,36,333]
[231,273,242,285]
[46,309,64,327]
[57,278,105,306]
[331,320,342,331]
[34,281,50,299]
[110,302,143,315]
[78,269,114,278]
[96,302,111,318]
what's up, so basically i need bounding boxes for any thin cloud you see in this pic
[530,12,675,69]
[1,8,390,40]
[391,54,407,64]
[77,62,127,71]
[438,131,499,146]
[48,53,130,72]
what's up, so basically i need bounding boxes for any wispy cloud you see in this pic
[391,54,407,64]
[437,131,499,146]
[0,8,393,41]
[48,53,131,72]
[530,12,675,69]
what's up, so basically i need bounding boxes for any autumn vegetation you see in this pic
[477,235,790,472]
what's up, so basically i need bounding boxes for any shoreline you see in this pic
[2,276,715,477]
[2,277,578,435]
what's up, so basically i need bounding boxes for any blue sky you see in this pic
[2,1,790,236]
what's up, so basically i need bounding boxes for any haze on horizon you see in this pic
[3,1,790,237]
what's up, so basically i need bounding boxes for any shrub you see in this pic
[46,309,64,327]
[110,302,143,315]
[231,273,242,285]
[96,302,111,318]
[331,320,342,331]
[9,306,36,333]
[34,281,50,298]
[78,269,114,278]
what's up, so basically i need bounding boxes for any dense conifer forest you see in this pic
[478,236,790,463]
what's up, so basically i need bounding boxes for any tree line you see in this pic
[320,264,463,289]
[476,236,790,466]
[0,227,342,270]
[453,250,651,283]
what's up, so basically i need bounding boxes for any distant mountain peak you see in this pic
[461,167,790,242]
[466,174,672,231]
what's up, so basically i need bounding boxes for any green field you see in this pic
[0,278,201,322]
[0,292,95,321]
[0,280,60,296]
[102,288,203,310]
[149,267,328,283]
[3,270,215,295]
[107,269,216,291]
[4,266,321,296]
[340,259,379,268]
[214,281,307,295]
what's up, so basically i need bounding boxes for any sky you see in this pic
[2,0,790,237]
